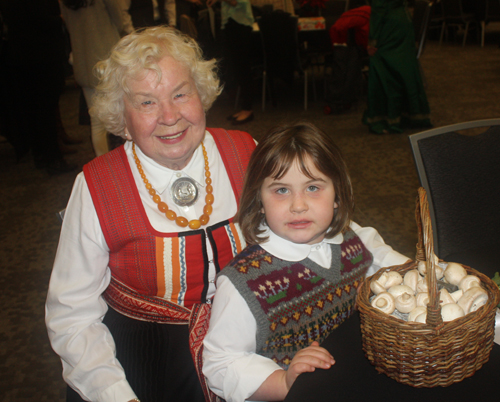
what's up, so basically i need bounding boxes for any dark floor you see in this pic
[1,35,500,401]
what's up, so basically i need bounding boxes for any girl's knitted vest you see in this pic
[219,228,373,369]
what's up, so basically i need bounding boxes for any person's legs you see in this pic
[225,18,254,123]
[16,65,59,165]
[364,57,390,134]
[12,61,75,172]
[165,0,177,26]
[67,307,205,401]
[82,87,109,156]
[0,59,29,160]
[103,307,205,402]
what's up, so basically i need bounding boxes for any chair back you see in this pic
[440,0,465,19]
[431,0,445,20]
[409,119,500,261]
[485,0,500,21]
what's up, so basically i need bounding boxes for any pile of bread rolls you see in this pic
[370,259,489,323]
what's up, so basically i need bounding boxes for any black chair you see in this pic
[480,0,500,47]
[408,119,500,277]
[258,10,311,110]
[439,0,477,46]
[426,0,446,40]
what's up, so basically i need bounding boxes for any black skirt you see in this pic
[67,307,205,402]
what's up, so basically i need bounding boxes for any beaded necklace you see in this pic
[132,142,214,229]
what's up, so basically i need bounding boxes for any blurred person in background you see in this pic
[208,0,255,125]
[60,0,134,156]
[0,0,76,174]
[363,0,431,134]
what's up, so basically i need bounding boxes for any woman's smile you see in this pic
[157,128,187,141]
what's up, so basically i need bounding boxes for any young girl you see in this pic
[202,122,409,401]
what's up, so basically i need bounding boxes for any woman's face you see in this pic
[123,56,206,170]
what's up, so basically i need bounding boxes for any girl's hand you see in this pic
[285,341,335,391]
[248,342,334,401]
[357,278,364,292]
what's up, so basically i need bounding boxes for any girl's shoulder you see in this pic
[229,244,266,265]
[219,244,271,275]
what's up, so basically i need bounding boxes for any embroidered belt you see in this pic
[104,276,192,323]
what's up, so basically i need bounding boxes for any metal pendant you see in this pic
[170,177,199,207]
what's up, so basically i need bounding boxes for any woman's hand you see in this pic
[285,341,335,391]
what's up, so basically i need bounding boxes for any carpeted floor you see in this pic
[1,35,500,401]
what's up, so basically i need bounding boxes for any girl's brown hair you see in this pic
[236,122,354,245]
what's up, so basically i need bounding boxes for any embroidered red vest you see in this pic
[83,129,255,314]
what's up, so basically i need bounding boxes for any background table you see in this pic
[284,310,499,402]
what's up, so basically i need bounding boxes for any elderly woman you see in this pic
[45,26,256,402]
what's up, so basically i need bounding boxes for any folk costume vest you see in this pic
[83,128,255,316]
[220,228,373,369]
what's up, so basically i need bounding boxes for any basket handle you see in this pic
[416,187,443,328]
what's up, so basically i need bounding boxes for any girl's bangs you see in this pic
[269,149,318,181]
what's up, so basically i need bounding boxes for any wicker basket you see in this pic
[356,187,500,388]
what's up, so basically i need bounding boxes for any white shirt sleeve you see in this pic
[45,173,137,402]
[350,221,410,277]
[202,276,282,402]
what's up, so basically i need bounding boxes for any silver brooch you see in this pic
[170,177,199,207]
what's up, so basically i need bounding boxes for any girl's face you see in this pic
[260,156,338,245]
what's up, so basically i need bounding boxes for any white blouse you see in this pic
[203,224,409,402]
